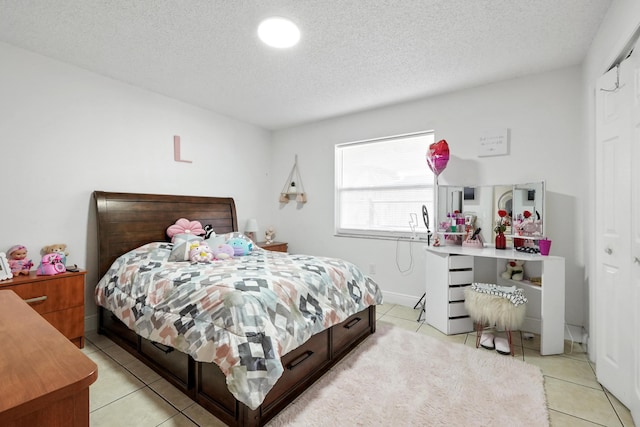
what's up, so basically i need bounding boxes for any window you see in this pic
[335,131,435,239]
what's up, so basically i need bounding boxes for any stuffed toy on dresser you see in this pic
[7,245,33,276]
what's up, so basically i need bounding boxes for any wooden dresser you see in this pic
[0,270,86,348]
[257,241,288,252]
[0,290,97,427]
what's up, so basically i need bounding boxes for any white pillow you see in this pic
[169,234,203,262]
[205,233,227,248]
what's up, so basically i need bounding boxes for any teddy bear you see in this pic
[501,259,525,281]
[42,244,69,266]
[7,245,34,275]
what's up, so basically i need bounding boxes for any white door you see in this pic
[595,60,632,406]
[627,41,640,423]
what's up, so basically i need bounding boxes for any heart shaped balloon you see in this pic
[426,139,450,176]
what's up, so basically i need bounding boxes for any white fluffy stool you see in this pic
[464,283,527,356]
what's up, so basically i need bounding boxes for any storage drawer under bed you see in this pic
[332,308,373,356]
[101,310,139,349]
[262,328,330,408]
[140,337,193,389]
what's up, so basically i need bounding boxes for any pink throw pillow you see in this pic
[167,218,205,242]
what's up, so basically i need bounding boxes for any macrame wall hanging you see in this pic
[279,155,307,204]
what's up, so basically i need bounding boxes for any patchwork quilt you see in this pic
[95,242,383,409]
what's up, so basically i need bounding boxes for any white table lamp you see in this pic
[245,219,259,242]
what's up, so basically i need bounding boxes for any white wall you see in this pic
[271,66,587,327]
[583,0,640,358]
[0,42,274,328]
[4,1,634,339]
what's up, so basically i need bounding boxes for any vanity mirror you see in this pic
[436,181,545,246]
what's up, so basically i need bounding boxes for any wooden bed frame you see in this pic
[93,191,376,426]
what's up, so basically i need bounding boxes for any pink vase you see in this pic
[538,238,552,255]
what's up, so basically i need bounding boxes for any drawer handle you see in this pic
[151,341,174,354]
[24,296,48,304]
[287,350,313,370]
[344,317,361,329]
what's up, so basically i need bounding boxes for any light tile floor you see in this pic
[83,304,635,426]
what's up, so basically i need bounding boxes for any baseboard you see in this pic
[381,290,423,308]
[85,313,98,333]
[565,323,584,343]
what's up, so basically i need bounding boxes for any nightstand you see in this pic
[0,270,86,348]
[257,241,288,253]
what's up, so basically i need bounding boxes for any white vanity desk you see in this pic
[424,245,565,355]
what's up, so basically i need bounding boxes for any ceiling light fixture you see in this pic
[257,17,300,48]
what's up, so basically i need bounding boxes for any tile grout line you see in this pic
[88,340,203,426]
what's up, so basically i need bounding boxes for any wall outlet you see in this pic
[369,263,376,275]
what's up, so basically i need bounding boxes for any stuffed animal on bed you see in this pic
[501,259,525,281]
[189,242,214,263]
[167,218,206,242]
[227,237,253,256]
[212,244,234,260]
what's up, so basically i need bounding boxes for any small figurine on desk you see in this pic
[265,226,276,244]
[7,245,34,276]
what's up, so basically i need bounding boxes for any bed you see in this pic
[93,191,382,426]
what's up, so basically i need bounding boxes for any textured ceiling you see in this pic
[0,0,612,130]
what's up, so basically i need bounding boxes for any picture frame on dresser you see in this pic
[0,253,12,281]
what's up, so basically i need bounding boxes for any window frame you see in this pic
[334,131,436,240]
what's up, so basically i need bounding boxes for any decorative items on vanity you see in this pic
[436,181,548,251]
[494,210,508,249]
[538,238,552,256]
[462,229,484,248]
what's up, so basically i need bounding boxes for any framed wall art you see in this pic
[0,252,13,281]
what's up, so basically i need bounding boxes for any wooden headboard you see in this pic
[93,191,237,277]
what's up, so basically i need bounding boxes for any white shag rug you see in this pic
[268,323,548,427]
